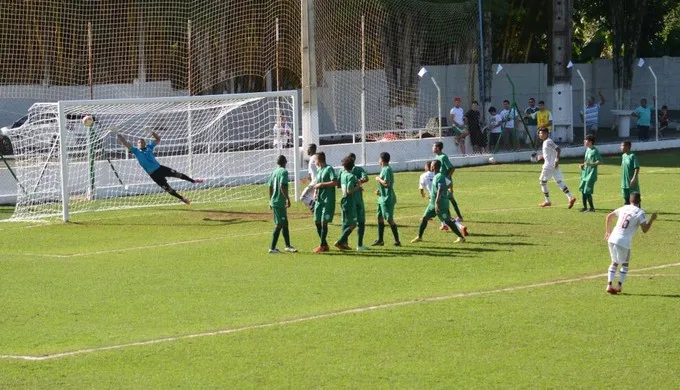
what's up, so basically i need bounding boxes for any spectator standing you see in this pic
[631,97,656,142]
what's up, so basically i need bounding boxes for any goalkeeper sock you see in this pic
[271,226,282,250]
[377,222,385,242]
[167,189,184,201]
[315,223,323,238]
[418,218,428,237]
[175,172,195,183]
[357,222,365,247]
[282,226,291,247]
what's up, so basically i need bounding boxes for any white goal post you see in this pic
[6,90,300,222]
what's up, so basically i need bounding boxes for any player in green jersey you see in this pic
[578,134,602,212]
[348,153,370,251]
[312,152,337,253]
[267,155,297,254]
[620,141,640,205]
[334,155,361,250]
[373,152,401,246]
[433,141,463,222]
[411,160,465,243]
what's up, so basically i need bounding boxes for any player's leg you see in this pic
[449,190,463,220]
[320,204,334,250]
[336,205,356,249]
[384,202,400,246]
[622,188,631,205]
[373,204,386,246]
[150,171,188,203]
[412,207,436,242]
[539,168,552,206]
[270,207,285,253]
[586,181,596,211]
[313,202,325,252]
[578,180,588,212]
[440,208,464,241]
[552,169,576,208]
[606,242,624,294]
[160,165,203,183]
[356,202,367,250]
[276,207,296,252]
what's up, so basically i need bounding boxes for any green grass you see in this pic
[1,149,679,388]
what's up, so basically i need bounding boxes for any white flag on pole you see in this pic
[567,61,574,68]
[637,58,645,67]
[418,67,428,78]
[495,64,504,75]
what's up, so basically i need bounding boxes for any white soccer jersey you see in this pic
[273,123,291,148]
[608,205,647,249]
[308,154,318,184]
[450,106,464,126]
[541,138,559,168]
[419,171,434,192]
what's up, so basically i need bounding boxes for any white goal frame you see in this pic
[52,90,300,222]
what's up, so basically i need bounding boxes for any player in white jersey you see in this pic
[604,192,657,294]
[300,143,319,211]
[535,128,576,208]
[418,161,468,235]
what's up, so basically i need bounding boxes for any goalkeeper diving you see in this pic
[112,127,204,204]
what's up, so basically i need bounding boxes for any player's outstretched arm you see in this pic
[641,213,657,233]
[146,127,161,144]
[111,128,132,150]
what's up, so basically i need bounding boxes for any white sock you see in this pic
[608,264,617,284]
[618,265,628,285]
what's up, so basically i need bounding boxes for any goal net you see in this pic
[5,91,299,221]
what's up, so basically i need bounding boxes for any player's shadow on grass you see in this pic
[472,241,537,247]
[467,220,537,226]
[467,232,528,238]
[620,293,680,299]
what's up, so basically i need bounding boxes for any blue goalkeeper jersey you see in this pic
[130,141,161,173]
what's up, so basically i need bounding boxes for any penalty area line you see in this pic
[1,261,678,362]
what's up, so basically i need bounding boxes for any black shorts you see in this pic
[149,165,176,187]
[469,128,486,147]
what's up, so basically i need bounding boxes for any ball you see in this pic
[488,156,496,164]
[81,115,94,127]
[124,185,129,190]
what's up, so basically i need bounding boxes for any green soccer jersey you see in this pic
[435,153,454,177]
[377,165,396,205]
[581,146,602,183]
[430,172,449,208]
[351,166,368,205]
[267,167,289,207]
[340,170,357,209]
[621,152,640,190]
[316,165,337,205]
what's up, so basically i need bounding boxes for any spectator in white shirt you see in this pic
[499,99,519,150]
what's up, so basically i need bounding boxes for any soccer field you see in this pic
[1,150,679,388]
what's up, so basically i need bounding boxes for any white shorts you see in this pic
[608,242,631,264]
[539,167,564,182]
[300,185,316,212]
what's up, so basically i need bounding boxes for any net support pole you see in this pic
[430,76,442,138]
[88,22,93,100]
[292,91,300,202]
[57,102,71,222]
[576,69,586,142]
[648,66,658,141]
[360,15,367,166]
[187,19,194,175]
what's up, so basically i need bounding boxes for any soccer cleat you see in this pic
[579,208,588,212]
[181,198,191,205]
[193,178,205,184]
[588,208,596,213]
[538,201,552,207]
[284,246,298,253]
[371,240,384,246]
[606,285,619,294]
[394,241,401,247]
[411,236,422,243]
[313,246,329,253]
[440,224,449,231]
[334,241,351,251]
[268,248,281,254]
[454,237,466,243]
[460,224,469,237]
[568,197,577,209]
[613,286,622,294]
[356,245,370,251]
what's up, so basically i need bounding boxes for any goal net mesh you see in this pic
[5,93,298,221]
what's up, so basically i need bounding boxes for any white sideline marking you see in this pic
[1,262,678,362]
[629,274,680,278]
